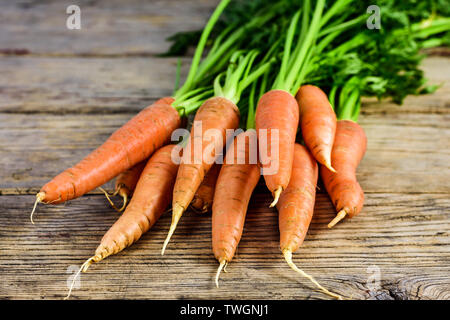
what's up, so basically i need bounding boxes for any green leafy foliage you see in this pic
[163,0,450,121]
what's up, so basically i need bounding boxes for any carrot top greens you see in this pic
[172,0,230,102]
[213,50,271,104]
[165,0,449,121]
[171,0,284,116]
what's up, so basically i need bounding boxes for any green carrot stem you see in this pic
[315,29,342,54]
[413,23,450,39]
[211,46,274,105]
[174,0,230,100]
[175,87,208,106]
[320,0,353,28]
[351,95,362,122]
[328,85,338,110]
[195,10,278,83]
[292,46,315,93]
[173,58,182,95]
[283,0,325,95]
[273,10,302,91]
[326,33,366,57]
[319,15,366,38]
[337,81,360,121]
[246,81,258,130]
[421,38,446,48]
[297,0,311,50]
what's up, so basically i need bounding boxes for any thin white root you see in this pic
[215,260,227,288]
[64,257,95,300]
[328,210,347,228]
[283,249,342,300]
[161,203,184,255]
[269,186,283,208]
[99,187,125,213]
[30,192,45,225]
[118,191,128,212]
[223,261,228,273]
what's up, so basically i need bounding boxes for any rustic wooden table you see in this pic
[1,0,449,300]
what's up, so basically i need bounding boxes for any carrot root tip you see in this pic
[215,260,227,288]
[282,249,342,300]
[65,257,95,300]
[30,192,45,225]
[118,190,128,212]
[324,161,336,173]
[328,210,347,228]
[161,203,184,255]
[269,187,283,208]
[223,262,228,273]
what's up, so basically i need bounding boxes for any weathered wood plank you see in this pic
[0,56,189,113]
[1,0,448,303]
[0,0,218,56]
[0,193,448,300]
[1,113,448,194]
[357,113,450,193]
[0,56,448,114]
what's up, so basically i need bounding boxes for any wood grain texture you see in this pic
[0,56,189,113]
[0,0,449,301]
[0,193,448,300]
[0,0,219,56]
[1,113,448,194]
[1,56,448,114]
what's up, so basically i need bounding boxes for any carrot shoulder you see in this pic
[321,120,367,228]
[212,130,260,286]
[277,143,342,299]
[296,85,336,172]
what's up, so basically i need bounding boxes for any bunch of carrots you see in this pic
[29,0,449,299]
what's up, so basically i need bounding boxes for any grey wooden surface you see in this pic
[0,0,449,300]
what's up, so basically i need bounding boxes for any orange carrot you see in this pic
[162,48,271,253]
[100,160,147,212]
[31,97,180,223]
[66,145,179,299]
[162,97,240,254]
[253,1,326,207]
[321,120,367,228]
[277,144,342,299]
[212,130,260,286]
[190,163,221,214]
[296,85,336,172]
[255,90,299,207]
